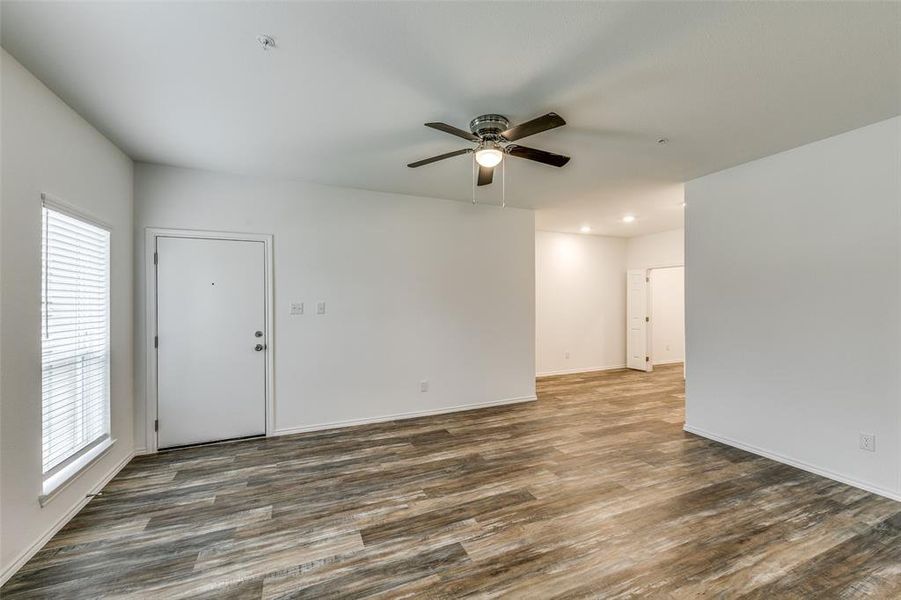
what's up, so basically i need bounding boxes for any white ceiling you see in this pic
[2,2,899,237]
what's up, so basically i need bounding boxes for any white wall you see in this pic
[685,116,901,500]
[133,164,536,448]
[650,267,684,365]
[626,228,684,270]
[1,51,134,581]
[535,231,626,376]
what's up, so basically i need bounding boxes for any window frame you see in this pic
[39,193,115,504]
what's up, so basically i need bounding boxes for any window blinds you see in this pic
[41,202,111,475]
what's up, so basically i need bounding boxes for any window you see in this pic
[41,201,111,486]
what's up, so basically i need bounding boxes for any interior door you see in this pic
[626,269,651,372]
[156,236,267,448]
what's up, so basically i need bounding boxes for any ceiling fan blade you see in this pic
[500,112,566,141]
[425,122,480,142]
[407,148,473,168]
[506,144,570,167]
[477,165,494,186]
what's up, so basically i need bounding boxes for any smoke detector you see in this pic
[256,35,276,51]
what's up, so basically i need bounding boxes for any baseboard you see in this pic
[536,364,626,377]
[683,424,901,503]
[652,359,684,366]
[133,447,151,456]
[0,451,135,586]
[272,395,537,437]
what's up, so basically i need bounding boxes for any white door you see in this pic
[156,237,267,448]
[626,269,651,372]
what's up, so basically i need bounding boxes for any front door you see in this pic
[156,236,267,448]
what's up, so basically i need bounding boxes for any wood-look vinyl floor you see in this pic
[4,364,901,599]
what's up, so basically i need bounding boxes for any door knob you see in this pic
[254,331,263,337]
[254,344,265,352]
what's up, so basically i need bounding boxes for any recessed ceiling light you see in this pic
[580,225,591,233]
[257,34,276,51]
[681,202,687,208]
[622,215,636,223]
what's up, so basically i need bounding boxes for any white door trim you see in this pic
[143,228,275,454]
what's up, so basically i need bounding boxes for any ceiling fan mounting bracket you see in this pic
[469,114,510,138]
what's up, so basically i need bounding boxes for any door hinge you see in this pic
[645,316,650,322]
[154,419,159,432]
[645,277,649,283]
[153,251,158,265]
[154,335,158,348]
[645,356,650,362]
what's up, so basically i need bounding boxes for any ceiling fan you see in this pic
[407,113,570,186]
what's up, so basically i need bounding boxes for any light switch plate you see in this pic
[290,302,304,316]
[317,301,326,315]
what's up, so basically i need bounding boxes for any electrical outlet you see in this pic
[564,352,570,360]
[290,302,304,316]
[420,380,429,392]
[317,301,326,315]
[859,433,876,452]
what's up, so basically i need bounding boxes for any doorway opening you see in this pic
[648,266,684,368]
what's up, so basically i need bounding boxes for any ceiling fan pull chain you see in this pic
[502,158,506,208]
[472,154,477,205]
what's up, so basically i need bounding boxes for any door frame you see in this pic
[646,264,684,369]
[143,228,275,454]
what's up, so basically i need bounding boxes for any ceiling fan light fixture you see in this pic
[475,146,504,168]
